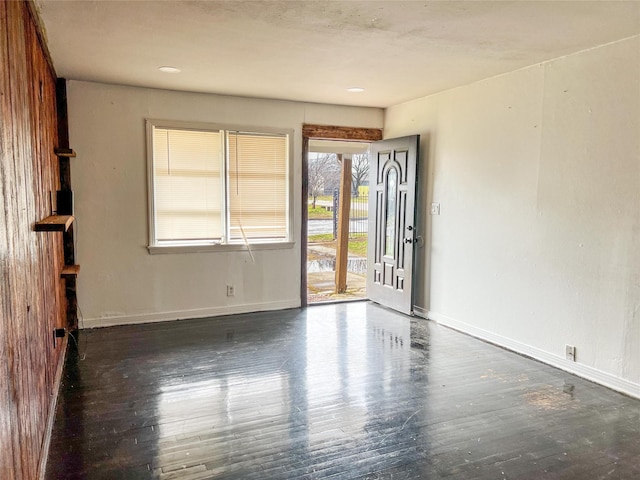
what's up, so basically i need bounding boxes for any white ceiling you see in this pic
[37,1,640,108]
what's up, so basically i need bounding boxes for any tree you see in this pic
[308,153,340,208]
[351,152,369,197]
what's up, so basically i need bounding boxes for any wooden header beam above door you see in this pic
[302,124,382,142]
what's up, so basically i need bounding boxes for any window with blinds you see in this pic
[227,132,288,241]
[148,122,290,248]
[153,128,223,242]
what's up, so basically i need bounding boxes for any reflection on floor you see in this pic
[47,303,640,479]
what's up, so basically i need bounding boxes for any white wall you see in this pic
[68,81,383,327]
[384,36,640,397]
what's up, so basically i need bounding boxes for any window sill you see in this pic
[147,242,295,255]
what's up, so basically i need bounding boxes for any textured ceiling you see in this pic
[38,1,640,108]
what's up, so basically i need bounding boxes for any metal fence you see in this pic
[332,189,368,239]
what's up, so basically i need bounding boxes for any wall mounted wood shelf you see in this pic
[54,147,76,157]
[34,215,74,232]
[60,265,80,277]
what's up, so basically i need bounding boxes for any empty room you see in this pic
[1,1,639,479]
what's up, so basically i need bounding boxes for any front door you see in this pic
[366,135,419,315]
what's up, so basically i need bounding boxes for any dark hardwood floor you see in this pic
[46,302,640,479]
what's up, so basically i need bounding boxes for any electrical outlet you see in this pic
[430,202,440,215]
[565,345,576,362]
[53,328,66,348]
[227,285,235,297]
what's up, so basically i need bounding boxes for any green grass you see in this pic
[347,237,368,257]
[309,203,367,219]
[308,233,334,242]
[308,205,333,220]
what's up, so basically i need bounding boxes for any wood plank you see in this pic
[0,1,67,478]
[0,3,19,478]
[302,124,383,142]
[34,215,74,232]
[334,154,352,293]
[9,3,39,477]
[53,147,75,157]
[24,0,56,78]
[1,2,66,479]
[23,2,66,478]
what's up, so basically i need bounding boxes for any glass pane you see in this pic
[384,168,397,257]
[153,128,223,242]
[228,132,288,241]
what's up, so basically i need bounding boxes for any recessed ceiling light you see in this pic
[159,66,181,73]
[347,87,365,93]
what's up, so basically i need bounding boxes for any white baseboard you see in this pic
[413,305,428,318]
[82,300,301,329]
[426,310,640,400]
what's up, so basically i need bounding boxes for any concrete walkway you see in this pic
[307,245,367,303]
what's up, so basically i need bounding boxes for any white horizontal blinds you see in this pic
[227,132,288,241]
[153,127,223,242]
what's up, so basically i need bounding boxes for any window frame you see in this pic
[146,119,295,254]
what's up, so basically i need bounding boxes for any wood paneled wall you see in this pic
[1,2,67,478]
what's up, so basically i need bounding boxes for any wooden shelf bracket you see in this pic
[60,265,80,277]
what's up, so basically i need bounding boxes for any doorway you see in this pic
[306,142,369,304]
[301,125,383,307]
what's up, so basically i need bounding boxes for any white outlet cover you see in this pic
[431,202,441,215]
[565,345,576,361]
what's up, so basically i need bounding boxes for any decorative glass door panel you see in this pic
[367,136,419,315]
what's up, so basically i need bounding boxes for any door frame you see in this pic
[301,124,383,307]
